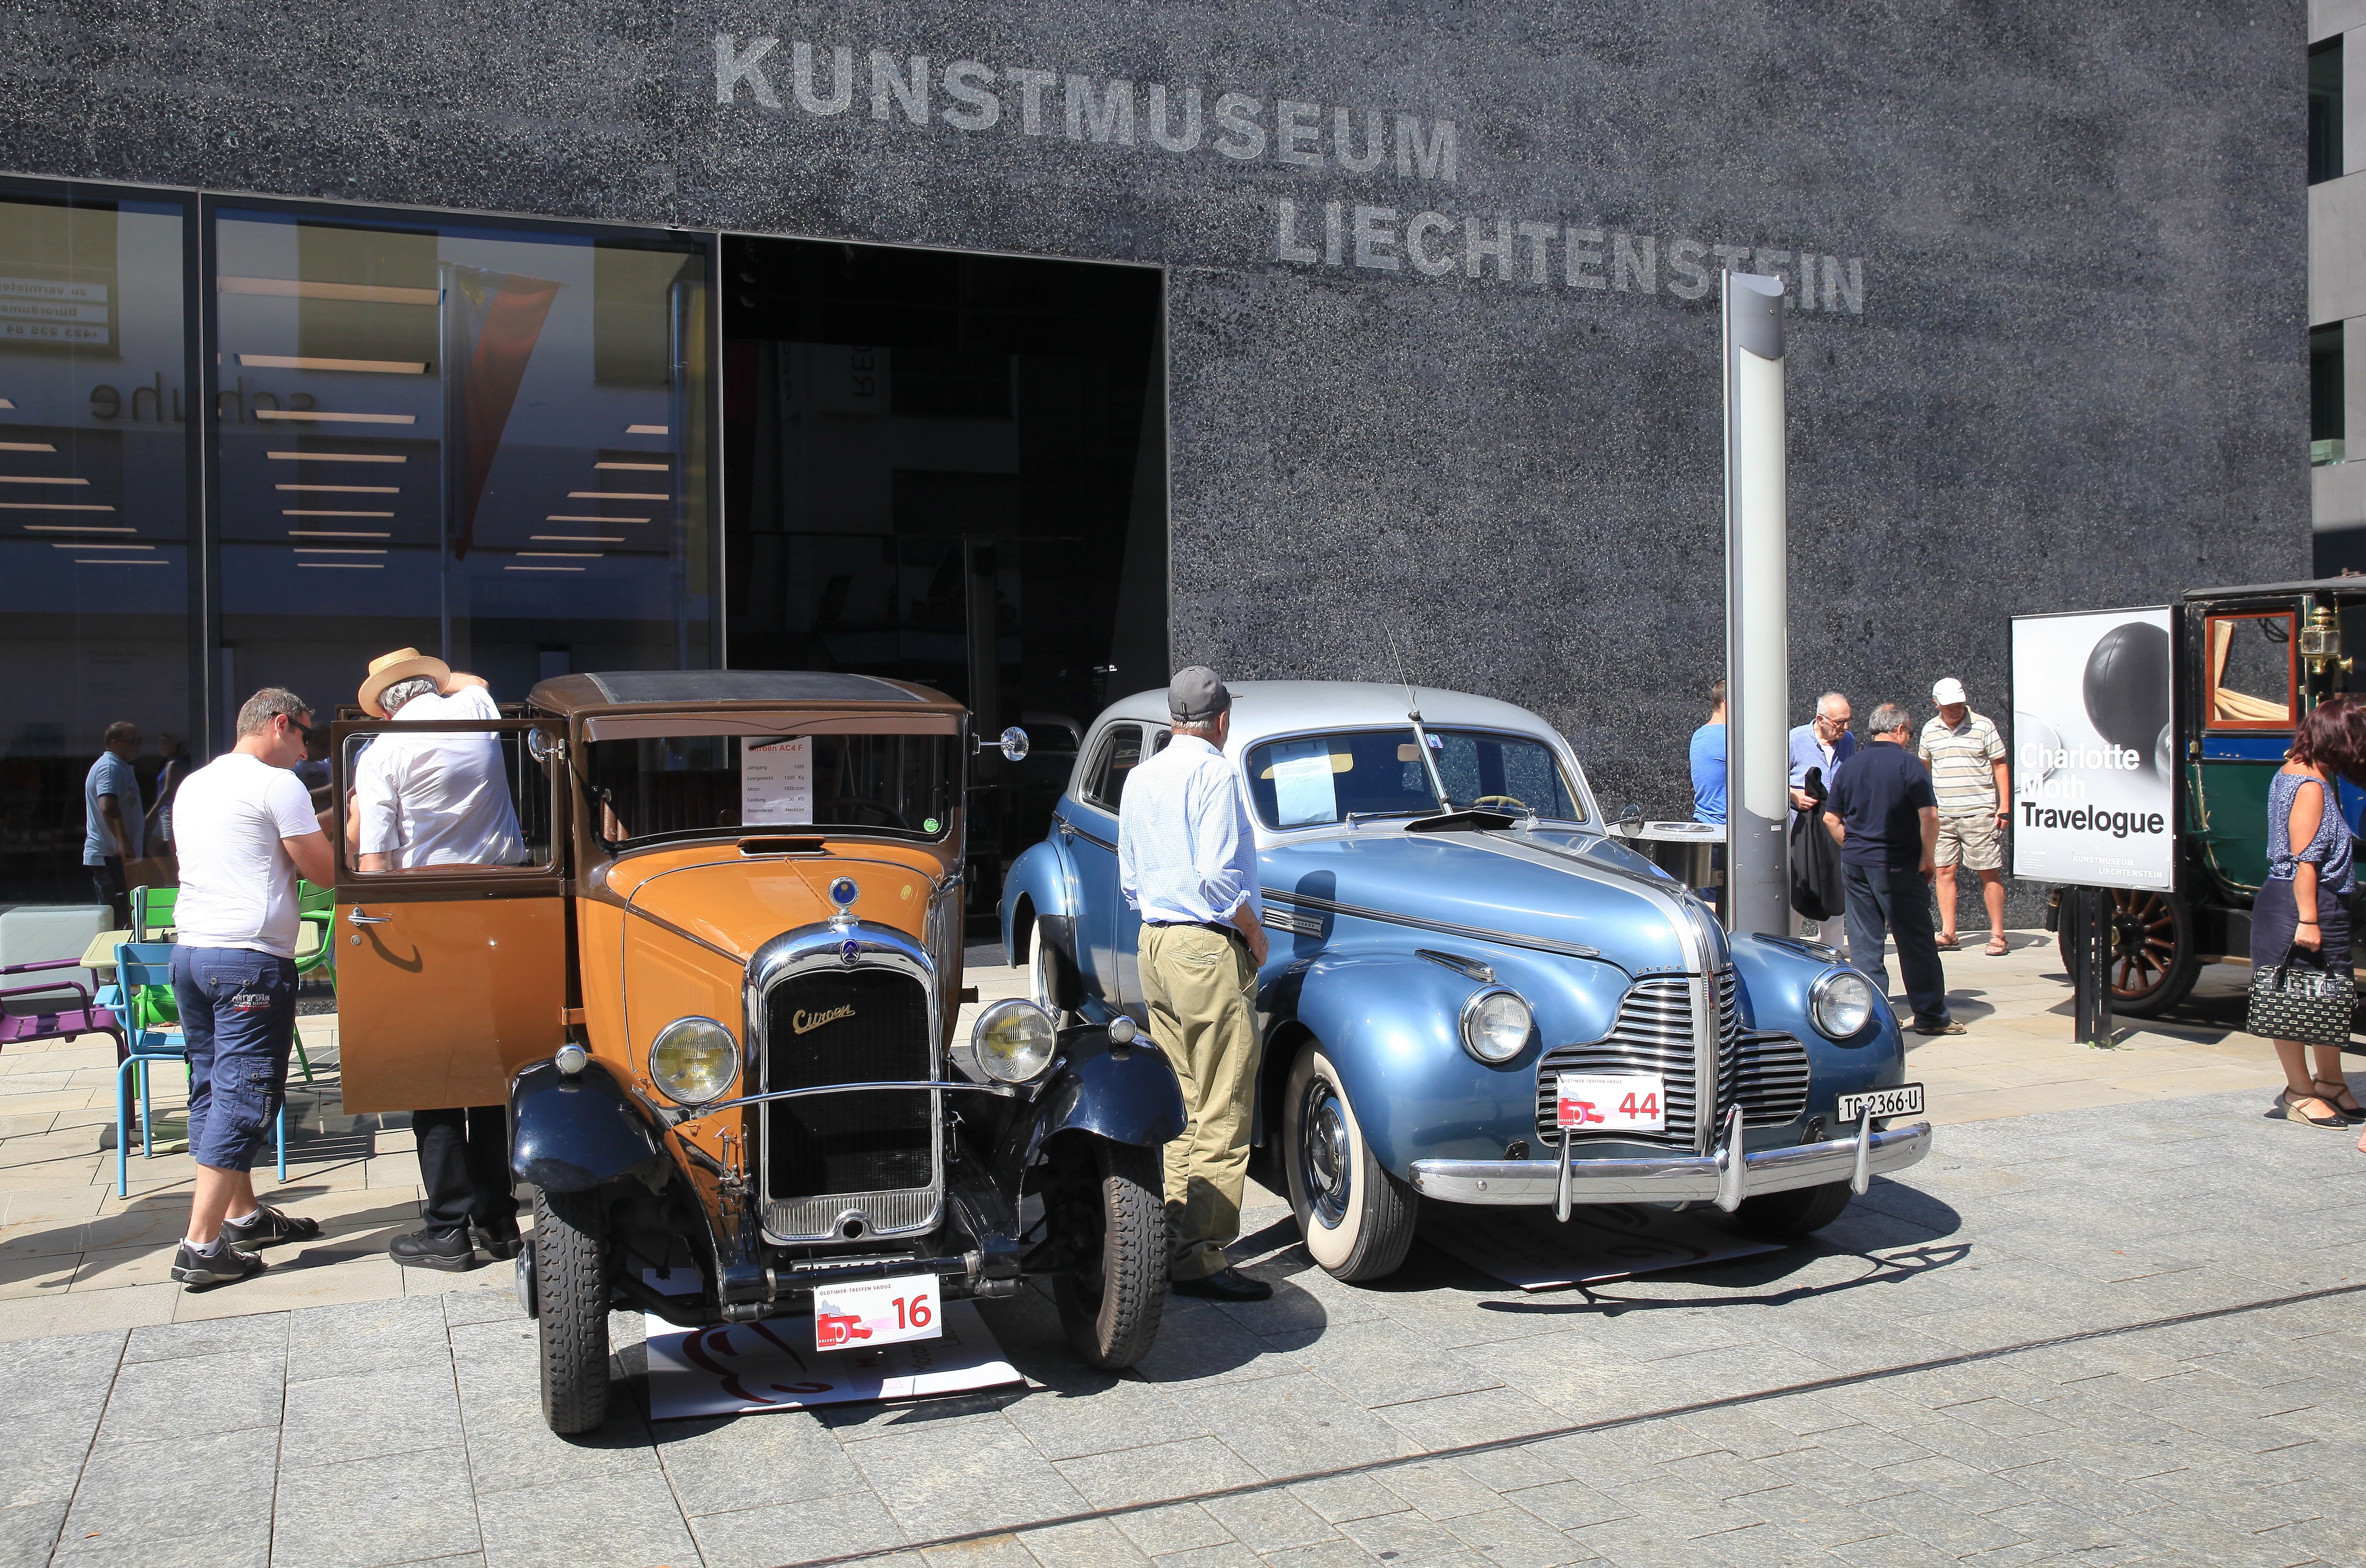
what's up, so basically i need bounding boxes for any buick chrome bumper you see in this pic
[1408,1111,1932,1214]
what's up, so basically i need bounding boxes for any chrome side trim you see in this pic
[1261,888,1608,964]
[1408,1120,1932,1206]
[745,921,944,1245]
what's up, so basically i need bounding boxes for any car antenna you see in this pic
[1381,617,1420,723]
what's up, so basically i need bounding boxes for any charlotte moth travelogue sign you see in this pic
[2010,607,2175,892]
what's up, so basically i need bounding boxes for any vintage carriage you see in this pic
[2053,578,2366,1014]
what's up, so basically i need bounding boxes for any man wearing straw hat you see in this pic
[351,648,529,1271]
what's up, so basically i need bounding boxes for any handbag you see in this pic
[2247,944,2356,1045]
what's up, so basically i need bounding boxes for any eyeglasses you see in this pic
[1820,714,1853,730]
[282,714,321,742]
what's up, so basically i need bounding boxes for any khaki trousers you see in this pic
[1138,922,1261,1282]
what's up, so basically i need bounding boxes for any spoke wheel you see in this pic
[2054,886,2198,1018]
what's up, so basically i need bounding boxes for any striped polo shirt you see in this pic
[1917,710,2006,816]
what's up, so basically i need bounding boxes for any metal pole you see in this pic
[1721,271,1790,937]
[2071,887,2115,1045]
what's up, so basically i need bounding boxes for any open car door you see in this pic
[331,712,568,1113]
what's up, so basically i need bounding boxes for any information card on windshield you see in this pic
[742,736,813,825]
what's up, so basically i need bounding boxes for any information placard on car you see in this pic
[1556,1072,1665,1133]
[811,1275,941,1351]
[1837,1083,1925,1123]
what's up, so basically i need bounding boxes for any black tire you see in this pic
[1026,917,1081,1020]
[1049,1138,1167,1370]
[1725,1180,1853,1242]
[1282,1043,1418,1283]
[2053,885,2199,1018]
[533,1186,612,1434]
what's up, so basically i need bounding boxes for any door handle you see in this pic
[1057,820,1075,839]
[347,908,392,926]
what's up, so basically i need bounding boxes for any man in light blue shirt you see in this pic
[1690,679,1727,825]
[83,721,145,924]
[1117,667,1271,1303]
[1789,692,1857,809]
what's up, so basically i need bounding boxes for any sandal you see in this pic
[1934,935,1960,951]
[1984,936,2010,956]
[2275,1088,2348,1129]
[2312,1079,2366,1120]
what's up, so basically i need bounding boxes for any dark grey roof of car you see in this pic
[582,671,922,704]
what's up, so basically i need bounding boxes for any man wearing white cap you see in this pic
[1919,678,2010,956]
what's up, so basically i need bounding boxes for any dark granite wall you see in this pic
[2,2,2310,917]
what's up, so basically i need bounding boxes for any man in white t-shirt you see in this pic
[166,687,332,1288]
[351,648,528,1272]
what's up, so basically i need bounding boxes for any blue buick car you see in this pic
[999,682,1931,1282]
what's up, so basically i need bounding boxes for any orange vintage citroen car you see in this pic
[330,672,1183,1432]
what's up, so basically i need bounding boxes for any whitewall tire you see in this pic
[1282,1042,1417,1282]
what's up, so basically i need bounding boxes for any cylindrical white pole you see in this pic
[1722,272,1790,938]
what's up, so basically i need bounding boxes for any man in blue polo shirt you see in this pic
[1825,702,1961,1036]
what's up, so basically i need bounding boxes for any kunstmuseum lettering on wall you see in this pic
[713,32,1868,314]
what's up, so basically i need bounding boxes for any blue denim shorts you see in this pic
[172,946,298,1173]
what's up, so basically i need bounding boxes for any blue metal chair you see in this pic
[110,943,285,1197]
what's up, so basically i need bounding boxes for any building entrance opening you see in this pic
[722,237,1166,929]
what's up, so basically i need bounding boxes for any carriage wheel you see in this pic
[2054,886,2198,1018]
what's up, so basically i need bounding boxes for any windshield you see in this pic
[1430,728,1586,822]
[1246,729,1439,829]
[585,733,958,847]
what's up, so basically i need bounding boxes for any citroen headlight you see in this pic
[1459,987,1533,1064]
[1809,969,1876,1039]
[648,1016,739,1104]
[972,998,1058,1084]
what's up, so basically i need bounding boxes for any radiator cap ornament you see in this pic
[828,876,859,908]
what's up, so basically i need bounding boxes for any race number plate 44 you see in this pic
[1556,1072,1665,1134]
[1837,1083,1925,1123]
[812,1275,941,1351]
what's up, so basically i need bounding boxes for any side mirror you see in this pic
[1617,802,1645,835]
[527,730,564,765]
[987,726,1029,762]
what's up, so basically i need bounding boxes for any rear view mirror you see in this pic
[1617,802,1645,835]
[527,729,563,765]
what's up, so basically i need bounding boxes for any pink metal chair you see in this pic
[0,959,125,1059]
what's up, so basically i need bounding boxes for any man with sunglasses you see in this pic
[164,687,332,1288]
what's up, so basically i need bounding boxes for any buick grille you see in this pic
[1533,971,1805,1150]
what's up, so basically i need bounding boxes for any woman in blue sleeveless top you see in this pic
[2256,697,2366,1133]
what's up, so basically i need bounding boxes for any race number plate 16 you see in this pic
[811,1275,941,1351]
[1556,1072,1665,1134]
[1837,1083,1925,1123]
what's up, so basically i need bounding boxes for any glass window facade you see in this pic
[0,188,196,906]
[0,182,719,907]
[211,206,714,734]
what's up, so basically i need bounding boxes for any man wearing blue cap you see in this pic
[1117,666,1272,1302]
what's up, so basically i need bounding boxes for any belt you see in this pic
[1147,920,1243,939]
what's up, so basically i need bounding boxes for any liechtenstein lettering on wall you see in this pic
[712,33,1865,314]
[2009,608,2176,892]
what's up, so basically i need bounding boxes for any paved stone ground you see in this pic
[3,1083,2363,1568]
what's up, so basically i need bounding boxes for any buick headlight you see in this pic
[1459,987,1533,1064]
[972,998,1058,1084]
[648,1016,739,1104]
[1809,970,1875,1039]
